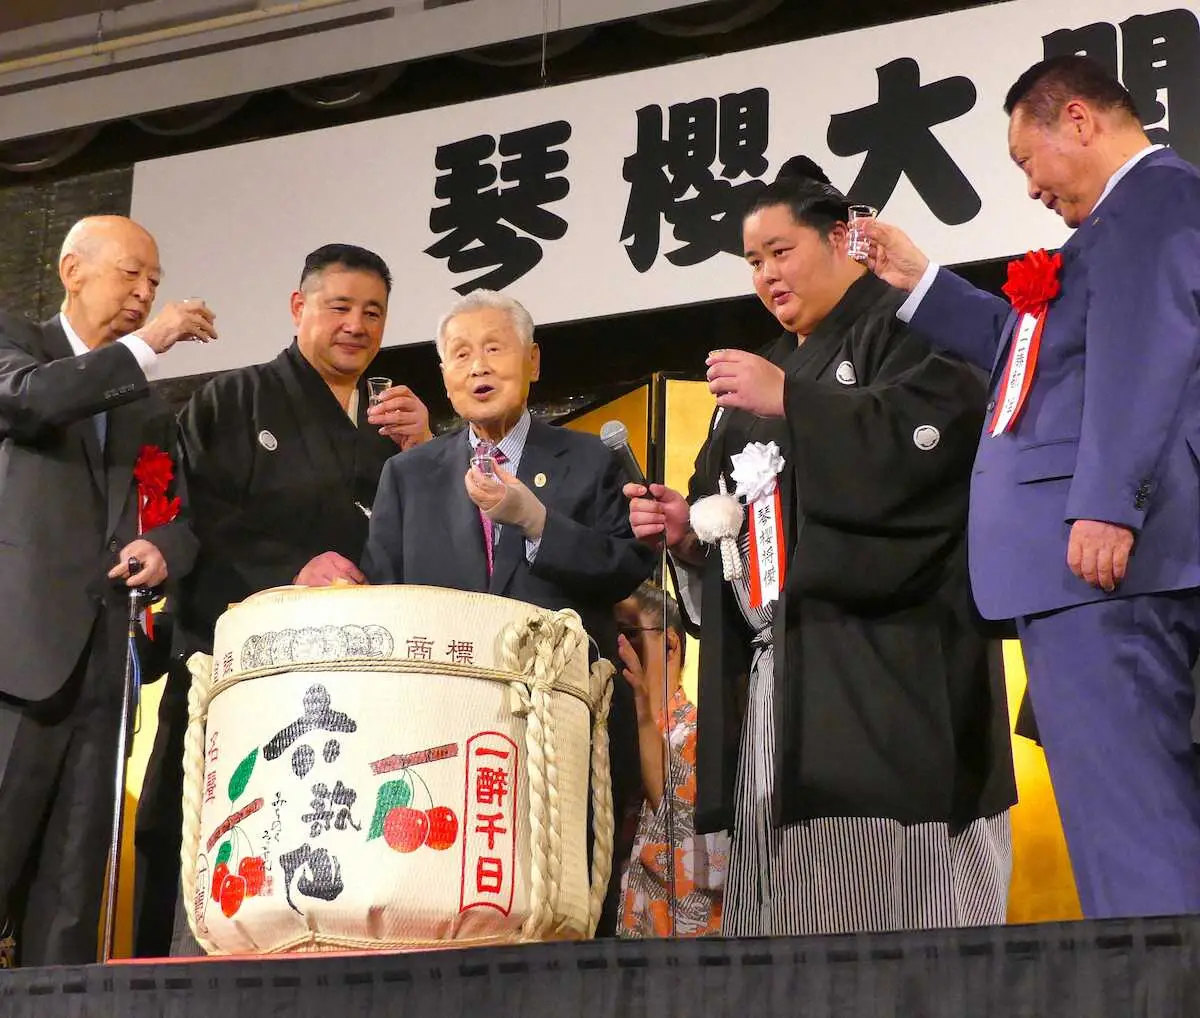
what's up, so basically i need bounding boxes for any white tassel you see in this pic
[690,475,744,582]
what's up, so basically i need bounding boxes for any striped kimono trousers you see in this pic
[721,535,1013,937]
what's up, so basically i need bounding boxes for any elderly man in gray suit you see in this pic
[0,215,211,967]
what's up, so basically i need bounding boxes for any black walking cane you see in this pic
[100,557,150,963]
[657,539,678,939]
[646,385,678,938]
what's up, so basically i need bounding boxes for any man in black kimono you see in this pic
[628,159,1016,935]
[134,243,432,955]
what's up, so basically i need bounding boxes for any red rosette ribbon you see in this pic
[132,444,181,637]
[988,249,1063,436]
[133,444,180,532]
[140,492,182,531]
[1001,248,1063,315]
[133,445,173,493]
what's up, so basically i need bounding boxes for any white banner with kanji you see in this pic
[130,0,1199,378]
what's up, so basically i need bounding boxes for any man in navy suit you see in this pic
[297,289,655,931]
[866,55,1200,918]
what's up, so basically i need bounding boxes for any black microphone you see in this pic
[600,420,648,488]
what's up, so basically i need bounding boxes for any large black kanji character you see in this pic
[827,58,980,225]
[425,120,571,294]
[278,844,345,914]
[1044,12,1200,165]
[1122,10,1200,163]
[1042,22,1119,78]
[621,87,769,272]
[263,683,356,762]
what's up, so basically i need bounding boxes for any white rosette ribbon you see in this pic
[730,441,786,503]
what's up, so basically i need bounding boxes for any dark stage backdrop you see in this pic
[0,166,132,321]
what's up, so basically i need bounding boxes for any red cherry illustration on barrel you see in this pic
[220,873,247,917]
[425,806,459,850]
[211,861,230,900]
[238,856,266,897]
[384,806,430,853]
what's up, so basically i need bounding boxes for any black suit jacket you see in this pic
[0,311,197,702]
[362,418,654,662]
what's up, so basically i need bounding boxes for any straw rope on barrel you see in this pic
[586,658,616,932]
[180,651,218,955]
[180,586,614,954]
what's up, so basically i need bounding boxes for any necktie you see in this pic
[94,411,107,451]
[478,449,507,576]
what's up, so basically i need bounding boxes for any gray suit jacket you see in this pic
[0,311,197,702]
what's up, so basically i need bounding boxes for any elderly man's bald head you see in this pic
[58,215,162,347]
[59,215,156,265]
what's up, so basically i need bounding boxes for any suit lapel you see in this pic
[41,318,106,493]
[105,400,142,541]
[989,309,1019,382]
[441,434,489,592]
[489,422,564,597]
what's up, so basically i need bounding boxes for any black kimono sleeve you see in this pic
[784,328,986,609]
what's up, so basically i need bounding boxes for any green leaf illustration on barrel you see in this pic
[367,777,413,841]
[229,748,259,802]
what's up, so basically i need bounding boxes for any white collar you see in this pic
[467,409,532,460]
[58,312,91,357]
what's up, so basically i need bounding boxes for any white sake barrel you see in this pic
[180,584,613,955]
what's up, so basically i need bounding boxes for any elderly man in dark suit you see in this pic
[868,55,1200,918]
[298,289,655,931]
[0,215,207,966]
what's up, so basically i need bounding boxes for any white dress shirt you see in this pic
[466,408,541,562]
[59,311,159,378]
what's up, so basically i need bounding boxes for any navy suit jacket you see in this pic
[910,147,1200,619]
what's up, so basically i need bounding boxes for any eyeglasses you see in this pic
[617,624,663,651]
